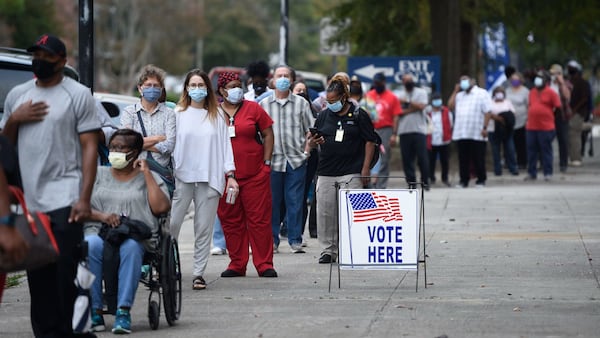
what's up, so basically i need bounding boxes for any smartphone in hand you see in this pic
[309,127,321,137]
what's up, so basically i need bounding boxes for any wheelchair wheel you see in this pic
[148,300,160,330]
[161,236,182,326]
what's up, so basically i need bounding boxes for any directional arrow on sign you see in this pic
[354,64,394,80]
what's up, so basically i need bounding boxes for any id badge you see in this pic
[228,125,236,137]
[335,128,344,142]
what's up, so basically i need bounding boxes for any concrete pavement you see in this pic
[1,129,599,338]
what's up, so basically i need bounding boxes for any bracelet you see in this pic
[0,213,16,227]
[303,151,310,157]
[264,160,271,166]
[226,172,235,179]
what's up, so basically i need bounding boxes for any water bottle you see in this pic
[226,187,237,204]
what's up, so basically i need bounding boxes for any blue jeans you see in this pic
[212,217,226,250]
[86,234,145,311]
[526,130,556,178]
[489,131,518,175]
[271,162,306,247]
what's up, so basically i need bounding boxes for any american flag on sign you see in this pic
[347,192,403,222]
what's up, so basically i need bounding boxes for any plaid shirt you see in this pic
[259,92,314,172]
[452,86,492,141]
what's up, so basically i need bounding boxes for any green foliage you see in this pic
[0,0,58,48]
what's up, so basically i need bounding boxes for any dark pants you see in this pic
[554,115,569,171]
[456,139,487,187]
[514,127,528,169]
[27,206,83,338]
[428,144,450,183]
[399,133,429,186]
[488,131,518,175]
[527,130,555,178]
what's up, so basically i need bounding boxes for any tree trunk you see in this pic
[430,0,462,102]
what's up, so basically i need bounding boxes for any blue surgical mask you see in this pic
[189,88,208,102]
[275,77,291,91]
[142,87,161,103]
[460,79,470,91]
[432,99,442,107]
[226,87,244,104]
[327,100,343,113]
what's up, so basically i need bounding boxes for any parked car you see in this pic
[93,92,140,125]
[0,48,37,120]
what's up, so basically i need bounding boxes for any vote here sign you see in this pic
[338,189,420,270]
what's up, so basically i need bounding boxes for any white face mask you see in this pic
[225,87,244,104]
[534,77,544,88]
[108,151,134,169]
[494,92,505,100]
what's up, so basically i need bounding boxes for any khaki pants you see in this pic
[569,114,584,162]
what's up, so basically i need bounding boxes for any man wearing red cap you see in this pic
[1,34,100,337]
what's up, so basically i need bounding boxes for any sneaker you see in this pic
[220,269,244,277]
[570,160,582,167]
[273,243,279,254]
[112,308,131,334]
[259,268,278,277]
[290,244,305,253]
[91,311,105,332]
[454,184,467,189]
[544,175,552,182]
[318,254,336,264]
[475,183,485,188]
[210,247,227,255]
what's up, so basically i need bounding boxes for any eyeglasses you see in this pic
[187,83,207,90]
[108,145,131,152]
[141,84,162,89]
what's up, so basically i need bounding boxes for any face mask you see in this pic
[510,79,521,87]
[142,87,161,103]
[494,92,505,100]
[275,77,291,91]
[32,59,60,80]
[108,151,134,169]
[534,77,544,88]
[460,79,470,91]
[254,83,267,95]
[374,84,385,94]
[568,68,577,76]
[225,87,244,104]
[404,82,415,91]
[189,88,208,102]
[432,99,442,107]
[327,100,343,113]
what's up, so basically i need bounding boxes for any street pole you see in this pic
[279,0,288,65]
[78,0,94,90]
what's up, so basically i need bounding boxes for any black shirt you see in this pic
[315,103,379,176]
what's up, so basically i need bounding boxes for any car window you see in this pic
[0,65,34,116]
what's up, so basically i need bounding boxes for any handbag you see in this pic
[0,186,59,273]
[136,111,175,197]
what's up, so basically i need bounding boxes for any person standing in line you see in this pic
[244,60,272,102]
[525,70,561,181]
[448,75,493,188]
[506,72,530,169]
[216,72,277,278]
[488,86,518,176]
[169,69,238,290]
[363,72,402,188]
[1,34,100,337]
[396,74,430,189]
[566,60,592,167]
[306,74,379,264]
[259,65,314,254]
[425,93,453,186]
[548,64,571,173]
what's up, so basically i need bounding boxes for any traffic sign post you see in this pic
[348,56,441,92]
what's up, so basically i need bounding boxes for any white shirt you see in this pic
[172,106,235,195]
[452,86,492,141]
[488,100,515,133]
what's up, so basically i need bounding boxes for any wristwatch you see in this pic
[226,172,235,179]
[264,160,272,166]
[0,213,16,227]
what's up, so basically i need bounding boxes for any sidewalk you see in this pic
[1,132,599,338]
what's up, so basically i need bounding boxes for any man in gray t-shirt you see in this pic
[0,34,100,337]
[396,73,430,189]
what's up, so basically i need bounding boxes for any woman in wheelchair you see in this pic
[84,129,171,334]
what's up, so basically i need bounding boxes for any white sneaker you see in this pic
[570,160,582,167]
[210,247,226,255]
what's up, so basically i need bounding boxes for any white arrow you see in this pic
[354,64,395,80]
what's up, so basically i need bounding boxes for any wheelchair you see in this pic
[139,214,182,330]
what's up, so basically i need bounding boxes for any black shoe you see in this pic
[309,231,317,238]
[318,254,336,264]
[259,268,278,277]
[221,269,244,277]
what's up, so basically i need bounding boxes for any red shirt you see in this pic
[526,86,561,131]
[364,89,402,129]
[229,100,273,178]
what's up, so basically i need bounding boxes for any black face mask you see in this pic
[404,81,415,91]
[567,68,577,77]
[32,59,60,80]
[374,84,385,94]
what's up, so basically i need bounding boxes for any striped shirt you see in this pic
[452,86,492,141]
[259,92,315,172]
[121,102,176,167]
